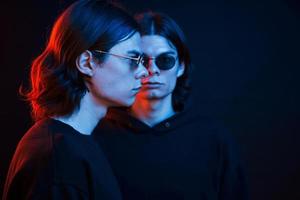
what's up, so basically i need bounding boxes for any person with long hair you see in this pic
[3,0,148,199]
[94,11,248,199]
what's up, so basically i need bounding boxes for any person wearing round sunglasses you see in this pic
[93,11,248,200]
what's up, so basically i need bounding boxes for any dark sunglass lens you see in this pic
[156,55,176,70]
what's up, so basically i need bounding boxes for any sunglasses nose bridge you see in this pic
[146,58,161,75]
[142,56,152,67]
[141,56,157,73]
[149,57,155,67]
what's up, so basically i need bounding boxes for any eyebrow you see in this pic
[159,51,177,55]
[127,50,142,56]
[143,51,177,57]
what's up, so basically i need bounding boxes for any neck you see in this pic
[55,93,107,135]
[130,94,175,127]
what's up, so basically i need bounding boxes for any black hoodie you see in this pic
[93,102,248,200]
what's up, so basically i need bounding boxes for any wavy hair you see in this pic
[21,0,139,121]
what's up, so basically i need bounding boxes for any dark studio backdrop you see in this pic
[1,0,299,199]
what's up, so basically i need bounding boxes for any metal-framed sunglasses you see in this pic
[94,50,144,67]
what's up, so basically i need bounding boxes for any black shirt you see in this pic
[3,118,122,200]
[94,107,248,200]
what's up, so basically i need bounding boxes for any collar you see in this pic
[104,100,200,135]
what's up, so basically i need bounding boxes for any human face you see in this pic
[89,32,148,107]
[137,35,184,100]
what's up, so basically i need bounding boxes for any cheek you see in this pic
[91,61,138,99]
[164,79,177,95]
[104,73,135,95]
[101,65,133,87]
[163,71,179,90]
[90,75,134,105]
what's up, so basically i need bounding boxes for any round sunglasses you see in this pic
[142,53,178,70]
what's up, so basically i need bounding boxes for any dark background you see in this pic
[1,0,299,199]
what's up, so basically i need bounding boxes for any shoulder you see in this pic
[195,116,240,151]
[17,119,76,154]
[15,119,56,162]
[13,119,90,172]
[176,109,240,151]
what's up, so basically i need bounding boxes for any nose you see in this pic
[146,58,160,76]
[135,62,149,79]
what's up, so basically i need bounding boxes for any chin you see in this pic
[108,95,135,107]
[120,98,135,107]
[145,91,164,99]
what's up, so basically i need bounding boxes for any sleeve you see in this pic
[218,131,249,200]
[3,166,89,200]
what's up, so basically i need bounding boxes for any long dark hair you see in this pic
[22,0,139,121]
[135,11,192,111]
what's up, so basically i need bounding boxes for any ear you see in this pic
[176,62,185,77]
[76,50,97,77]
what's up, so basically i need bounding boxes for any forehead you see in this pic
[141,35,177,56]
[109,32,142,53]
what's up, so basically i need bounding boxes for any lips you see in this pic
[132,86,142,91]
[142,80,163,85]
[142,82,162,89]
